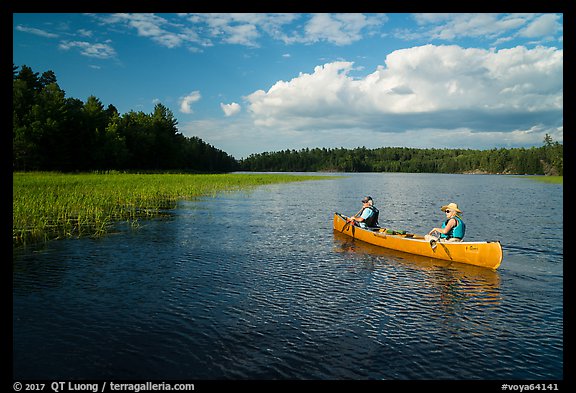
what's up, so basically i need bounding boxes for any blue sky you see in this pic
[13,13,563,159]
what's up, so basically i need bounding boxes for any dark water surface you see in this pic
[13,173,563,380]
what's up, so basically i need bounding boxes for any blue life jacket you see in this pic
[440,216,465,239]
[362,206,379,227]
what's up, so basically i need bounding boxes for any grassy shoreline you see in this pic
[13,172,331,247]
[521,175,563,184]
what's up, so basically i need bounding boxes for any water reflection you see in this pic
[332,230,501,309]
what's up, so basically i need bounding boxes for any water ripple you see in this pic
[13,174,563,380]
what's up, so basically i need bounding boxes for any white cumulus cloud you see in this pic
[179,91,201,114]
[220,102,241,116]
[245,44,563,134]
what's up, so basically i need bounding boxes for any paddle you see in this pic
[341,208,363,232]
[426,233,439,250]
[437,241,453,259]
[426,233,454,258]
[427,236,454,259]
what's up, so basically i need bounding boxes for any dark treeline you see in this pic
[14,64,562,176]
[240,140,563,175]
[13,64,238,172]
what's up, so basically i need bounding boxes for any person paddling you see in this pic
[347,196,379,228]
[427,202,466,242]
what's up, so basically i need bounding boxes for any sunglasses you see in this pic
[362,200,370,203]
[445,210,451,213]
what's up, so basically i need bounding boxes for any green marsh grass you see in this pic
[13,172,331,246]
[530,175,562,184]
[519,175,563,184]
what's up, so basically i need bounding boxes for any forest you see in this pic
[239,142,563,175]
[13,64,563,175]
[13,64,238,172]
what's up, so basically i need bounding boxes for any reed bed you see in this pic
[524,175,563,184]
[13,172,329,246]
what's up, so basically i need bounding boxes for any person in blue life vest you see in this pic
[347,196,379,228]
[427,202,466,242]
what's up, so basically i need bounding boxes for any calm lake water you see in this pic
[13,173,563,380]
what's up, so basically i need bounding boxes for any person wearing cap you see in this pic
[427,202,466,242]
[347,196,379,228]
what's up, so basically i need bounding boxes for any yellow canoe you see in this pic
[333,212,503,270]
